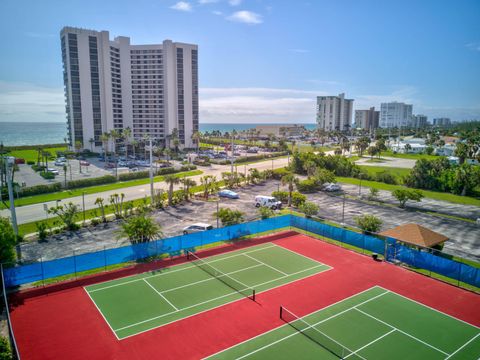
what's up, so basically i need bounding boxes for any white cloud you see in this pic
[466,42,480,51]
[0,81,64,123]
[198,0,218,4]
[227,10,263,24]
[212,10,223,15]
[229,0,242,6]
[170,1,193,12]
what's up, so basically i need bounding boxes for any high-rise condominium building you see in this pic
[316,93,354,132]
[354,107,379,131]
[433,118,451,127]
[60,27,199,151]
[412,114,428,128]
[379,102,413,128]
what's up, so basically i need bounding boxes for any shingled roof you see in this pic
[379,223,448,248]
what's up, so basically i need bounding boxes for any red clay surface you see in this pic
[10,232,480,360]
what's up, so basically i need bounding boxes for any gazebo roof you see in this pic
[379,223,448,248]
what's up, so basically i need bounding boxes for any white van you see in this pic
[255,196,282,210]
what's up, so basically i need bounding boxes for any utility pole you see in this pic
[6,157,18,236]
[149,138,154,205]
[216,200,219,228]
[82,192,86,224]
[230,132,234,174]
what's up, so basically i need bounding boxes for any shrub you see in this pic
[368,187,380,201]
[40,171,55,179]
[216,208,244,226]
[48,202,80,231]
[118,171,150,181]
[31,164,45,172]
[0,217,17,263]
[67,175,116,189]
[26,160,35,165]
[375,171,397,185]
[271,167,291,180]
[392,188,424,208]
[36,222,49,241]
[299,201,319,217]
[0,336,12,360]
[258,206,275,219]
[271,190,289,203]
[20,183,61,197]
[119,214,163,244]
[291,192,307,207]
[354,214,383,233]
[297,178,318,193]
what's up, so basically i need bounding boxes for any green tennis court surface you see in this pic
[207,286,480,360]
[85,242,330,339]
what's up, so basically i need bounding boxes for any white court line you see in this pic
[444,333,480,359]
[354,308,449,356]
[88,244,277,293]
[83,288,120,340]
[271,242,330,267]
[375,285,480,330]
[114,264,327,334]
[203,286,386,360]
[143,279,179,311]
[162,264,264,294]
[343,329,395,359]
[242,253,288,276]
[230,291,389,360]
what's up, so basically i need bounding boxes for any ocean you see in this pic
[0,122,317,146]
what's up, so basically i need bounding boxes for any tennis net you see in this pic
[280,306,364,359]
[186,251,255,301]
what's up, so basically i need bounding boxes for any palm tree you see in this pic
[122,127,132,159]
[131,139,138,160]
[303,160,317,178]
[200,175,218,200]
[181,178,197,201]
[119,214,163,244]
[142,134,150,159]
[191,131,201,154]
[164,174,180,205]
[88,138,95,152]
[100,132,110,162]
[74,140,83,153]
[110,129,121,177]
[281,173,299,207]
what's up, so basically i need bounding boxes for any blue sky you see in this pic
[0,0,479,123]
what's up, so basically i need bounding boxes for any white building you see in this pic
[433,118,451,127]
[255,124,306,138]
[60,27,199,151]
[379,102,413,128]
[316,93,354,132]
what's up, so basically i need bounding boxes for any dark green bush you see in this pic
[291,192,307,207]
[271,190,289,203]
[375,171,398,185]
[272,167,291,180]
[67,175,116,189]
[40,171,55,179]
[26,160,35,165]
[20,183,61,197]
[297,179,319,193]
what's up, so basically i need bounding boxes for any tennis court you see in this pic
[207,286,480,360]
[85,242,330,339]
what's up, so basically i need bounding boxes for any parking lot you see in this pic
[19,180,480,262]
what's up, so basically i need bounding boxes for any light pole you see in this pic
[82,192,86,224]
[149,138,154,205]
[6,157,18,236]
[230,132,235,174]
[341,193,346,225]
[358,174,363,197]
[216,200,219,228]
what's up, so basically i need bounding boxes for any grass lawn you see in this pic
[9,146,68,162]
[357,166,411,182]
[4,170,202,209]
[337,177,480,207]
[381,150,439,161]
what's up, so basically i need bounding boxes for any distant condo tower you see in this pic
[60,27,199,150]
[316,93,354,132]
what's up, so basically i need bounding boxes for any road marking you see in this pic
[143,279,179,311]
[355,308,449,356]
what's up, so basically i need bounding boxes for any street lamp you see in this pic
[358,174,363,197]
[216,199,220,228]
[341,193,346,225]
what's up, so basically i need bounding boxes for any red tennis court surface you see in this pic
[9,231,480,359]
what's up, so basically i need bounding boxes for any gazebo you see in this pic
[379,223,449,249]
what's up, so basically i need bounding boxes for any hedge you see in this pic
[20,183,62,197]
[67,175,117,189]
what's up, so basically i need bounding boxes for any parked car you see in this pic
[218,189,239,199]
[46,168,59,175]
[54,160,66,166]
[182,223,214,235]
[323,183,342,192]
[80,160,90,166]
[255,195,282,210]
[118,161,128,167]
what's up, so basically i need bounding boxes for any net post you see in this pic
[279,306,283,320]
[252,289,255,302]
[186,250,190,260]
